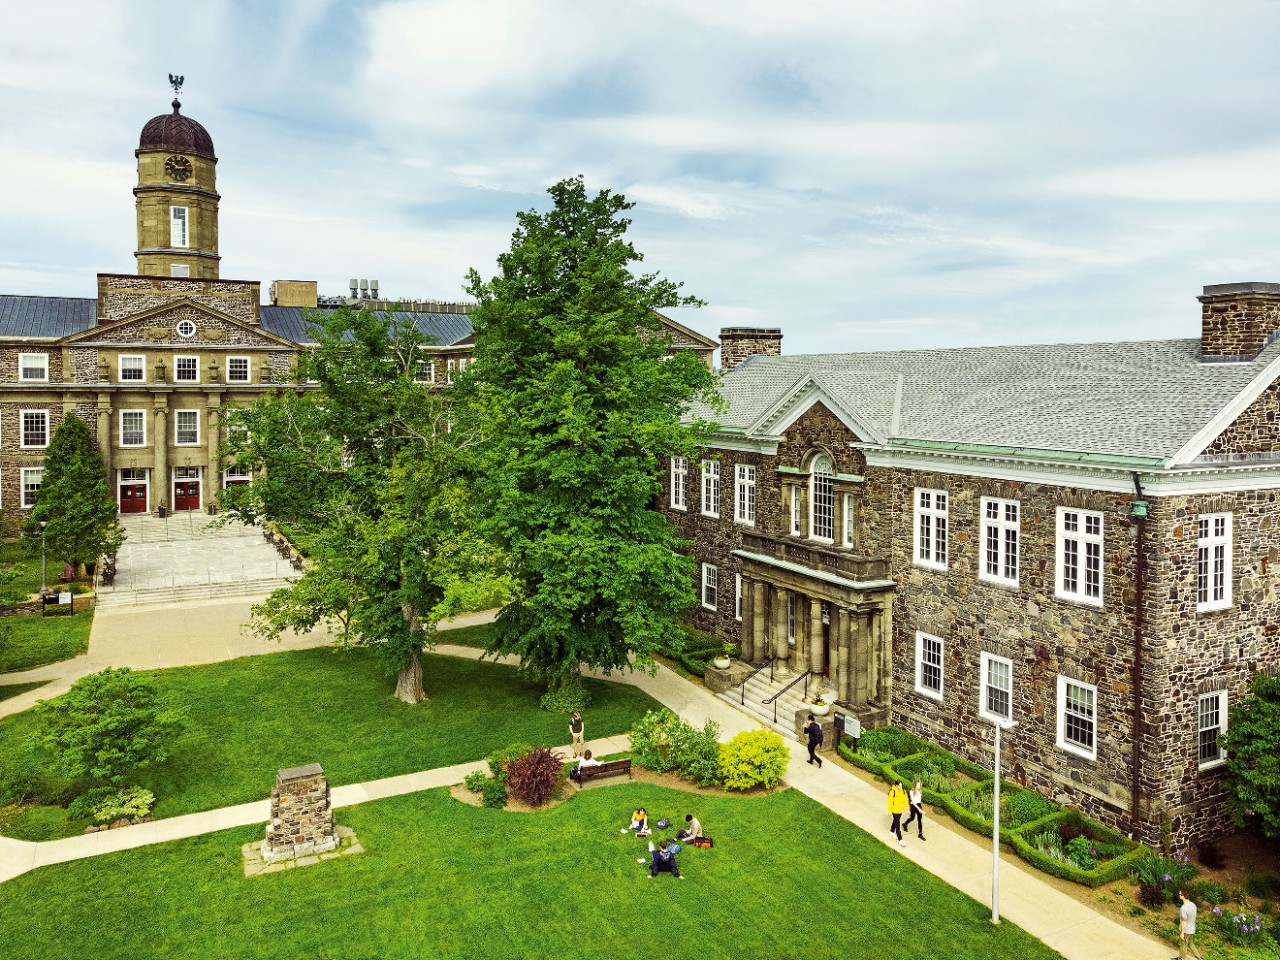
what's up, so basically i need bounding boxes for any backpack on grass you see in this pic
[692,836,713,849]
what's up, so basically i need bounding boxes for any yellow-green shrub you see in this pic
[719,729,789,790]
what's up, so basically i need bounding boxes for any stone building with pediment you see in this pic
[0,94,715,532]
[671,300,1280,848]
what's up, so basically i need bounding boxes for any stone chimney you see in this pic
[720,327,783,371]
[1198,283,1280,361]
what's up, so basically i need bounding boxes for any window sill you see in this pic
[913,560,948,573]
[1053,591,1103,609]
[700,512,720,520]
[670,504,687,512]
[979,576,1020,591]
[1196,603,1232,616]
[735,519,755,527]
[914,685,943,703]
[1056,741,1097,762]
[701,603,717,612]
[1198,758,1228,772]
[978,710,1012,726]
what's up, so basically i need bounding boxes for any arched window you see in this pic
[810,454,834,541]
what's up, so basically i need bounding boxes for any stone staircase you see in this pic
[115,512,250,543]
[717,667,827,740]
[95,576,292,609]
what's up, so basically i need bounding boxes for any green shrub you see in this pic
[839,741,890,778]
[1129,849,1198,901]
[1213,905,1268,947]
[67,785,119,821]
[857,727,924,762]
[1011,812,1148,887]
[463,771,487,794]
[629,709,680,773]
[479,777,507,809]
[1191,879,1228,906]
[719,730,789,791]
[86,786,154,824]
[1003,790,1060,828]
[487,743,532,784]
[671,717,723,787]
[1247,872,1280,900]
[538,676,590,715]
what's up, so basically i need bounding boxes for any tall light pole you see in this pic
[988,717,1017,925]
[39,520,48,598]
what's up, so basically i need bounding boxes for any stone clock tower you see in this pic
[134,95,220,278]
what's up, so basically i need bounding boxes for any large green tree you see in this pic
[222,306,510,703]
[21,412,124,574]
[1221,672,1280,839]
[458,176,719,695]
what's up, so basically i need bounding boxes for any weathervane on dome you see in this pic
[169,74,184,96]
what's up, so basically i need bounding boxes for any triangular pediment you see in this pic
[652,309,717,350]
[60,299,296,349]
[747,374,886,446]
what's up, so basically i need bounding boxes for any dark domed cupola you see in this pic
[139,99,216,159]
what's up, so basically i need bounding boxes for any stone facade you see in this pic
[1203,378,1280,457]
[262,763,338,863]
[97,275,260,325]
[720,327,783,371]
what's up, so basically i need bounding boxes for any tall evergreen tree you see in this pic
[458,176,719,696]
[21,413,124,573]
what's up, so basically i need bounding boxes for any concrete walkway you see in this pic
[0,618,1168,960]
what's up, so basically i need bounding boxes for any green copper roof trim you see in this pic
[777,465,802,475]
[835,473,864,483]
[885,439,1165,468]
[731,550,897,593]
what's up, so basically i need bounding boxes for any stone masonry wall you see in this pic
[1203,377,1280,457]
[720,328,783,371]
[1199,292,1280,359]
[98,275,259,325]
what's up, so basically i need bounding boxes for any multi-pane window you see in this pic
[20,467,44,509]
[842,493,855,547]
[1057,676,1097,759]
[120,410,146,447]
[170,206,188,247]
[19,353,48,381]
[915,631,944,700]
[914,488,948,569]
[735,464,756,525]
[670,456,688,510]
[701,563,718,611]
[1057,508,1103,605]
[224,467,253,484]
[810,455,834,541]
[1197,514,1232,612]
[790,486,802,535]
[119,355,145,382]
[1198,691,1227,768]
[175,356,199,382]
[415,360,435,384]
[20,410,49,448]
[734,573,743,622]
[700,460,720,517]
[447,359,457,383]
[980,497,1020,586]
[980,652,1013,723]
[226,357,250,383]
[175,409,200,445]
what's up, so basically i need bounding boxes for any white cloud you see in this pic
[1050,145,1280,202]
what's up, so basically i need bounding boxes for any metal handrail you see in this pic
[762,670,814,724]
[736,656,777,705]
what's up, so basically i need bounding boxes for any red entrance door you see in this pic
[120,485,147,513]
[173,481,201,511]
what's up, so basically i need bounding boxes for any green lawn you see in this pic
[0,611,92,673]
[0,646,659,839]
[437,621,496,648]
[0,785,1064,960]
[0,540,43,596]
[0,681,48,703]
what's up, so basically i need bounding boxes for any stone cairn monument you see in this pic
[262,763,338,863]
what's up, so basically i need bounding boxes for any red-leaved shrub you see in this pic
[504,747,565,807]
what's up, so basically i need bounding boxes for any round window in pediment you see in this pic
[176,319,196,338]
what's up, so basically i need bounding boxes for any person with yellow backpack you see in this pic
[887,780,909,848]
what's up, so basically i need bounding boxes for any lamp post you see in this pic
[39,520,48,598]
[988,717,1017,925]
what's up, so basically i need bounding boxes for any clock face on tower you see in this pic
[165,155,193,182]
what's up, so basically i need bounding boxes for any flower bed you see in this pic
[1010,811,1147,887]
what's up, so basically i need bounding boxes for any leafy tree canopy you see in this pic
[21,412,124,573]
[1221,671,1280,840]
[222,306,511,703]
[459,175,720,689]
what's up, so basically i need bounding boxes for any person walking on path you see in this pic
[903,779,926,840]
[568,711,585,757]
[887,780,909,847]
[803,714,824,767]
[1176,890,1202,960]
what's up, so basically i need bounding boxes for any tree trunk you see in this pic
[394,649,426,704]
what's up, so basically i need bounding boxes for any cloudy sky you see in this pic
[3,0,1280,357]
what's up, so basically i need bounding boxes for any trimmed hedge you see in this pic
[1008,811,1149,888]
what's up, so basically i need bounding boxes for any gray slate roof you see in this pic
[699,338,1279,461]
[260,308,474,346]
[0,296,96,338]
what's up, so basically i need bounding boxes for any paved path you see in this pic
[0,617,1168,960]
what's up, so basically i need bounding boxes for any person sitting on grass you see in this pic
[628,808,651,836]
[647,840,683,880]
[674,813,702,843]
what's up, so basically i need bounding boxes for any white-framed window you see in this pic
[174,356,199,383]
[980,497,1020,586]
[670,456,688,511]
[119,355,145,382]
[20,467,44,509]
[1198,691,1227,769]
[810,454,834,541]
[735,464,756,525]
[175,409,200,445]
[734,573,743,622]
[120,410,146,447]
[226,357,250,383]
[700,460,720,517]
[1197,513,1232,612]
[1056,508,1103,605]
[790,486,802,536]
[414,360,435,384]
[224,467,253,485]
[915,631,944,701]
[170,205,189,247]
[20,410,49,448]
[170,263,190,278]
[914,488,948,569]
[842,493,855,548]
[786,594,795,645]
[701,563,718,611]
[19,353,48,382]
[980,652,1013,723]
[1056,676,1097,760]
[120,468,147,483]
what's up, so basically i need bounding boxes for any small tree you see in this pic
[21,413,124,572]
[1221,672,1280,839]
[33,667,187,785]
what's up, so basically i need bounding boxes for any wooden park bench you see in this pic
[569,757,633,786]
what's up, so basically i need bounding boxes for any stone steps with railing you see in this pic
[94,576,292,608]
[717,667,824,740]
